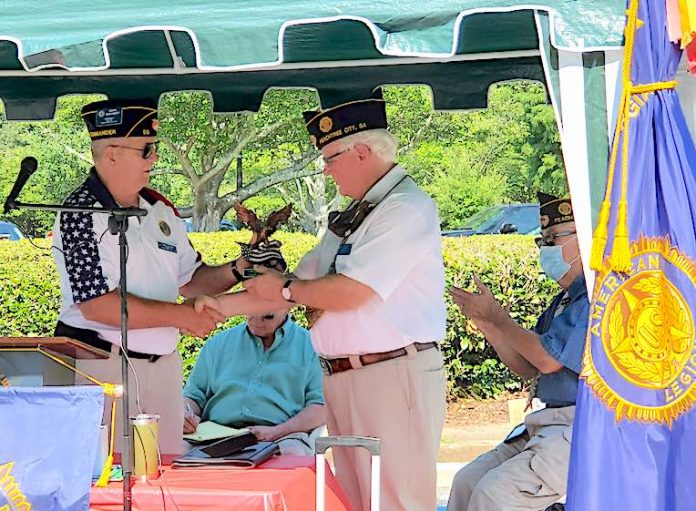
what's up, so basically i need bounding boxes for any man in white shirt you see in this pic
[53,99,254,454]
[198,92,447,511]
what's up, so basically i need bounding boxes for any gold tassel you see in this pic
[609,199,631,272]
[590,200,612,270]
[95,400,117,487]
[95,455,114,487]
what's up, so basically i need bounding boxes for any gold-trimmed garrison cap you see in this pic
[303,92,387,150]
[81,99,159,140]
[538,192,574,228]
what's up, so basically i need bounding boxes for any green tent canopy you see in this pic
[2,1,624,69]
[0,1,625,119]
[0,0,634,287]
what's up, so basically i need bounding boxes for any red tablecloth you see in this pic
[90,455,351,511]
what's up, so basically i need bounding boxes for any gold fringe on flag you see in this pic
[590,0,677,272]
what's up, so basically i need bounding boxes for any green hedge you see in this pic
[0,232,559,398]
[440,236,559,397]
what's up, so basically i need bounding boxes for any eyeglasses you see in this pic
[321,146,352,167]
[534,230,577,248]
[110,141,159,160]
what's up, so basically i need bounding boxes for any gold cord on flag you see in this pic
[95,400,118,487]
[590,0,677,272]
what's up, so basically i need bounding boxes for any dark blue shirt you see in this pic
[535,274,590,407]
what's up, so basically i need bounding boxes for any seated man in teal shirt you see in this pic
[183,307,325,455]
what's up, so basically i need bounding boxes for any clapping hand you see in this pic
[449,275,505,324]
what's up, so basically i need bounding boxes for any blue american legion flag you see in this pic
[0,386,103,511]
[567,1,696,510]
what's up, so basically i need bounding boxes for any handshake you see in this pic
[179,202,293,339]
[178,298,225,339]
[180,239,290,339]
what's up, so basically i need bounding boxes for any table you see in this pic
[90,455,351,511]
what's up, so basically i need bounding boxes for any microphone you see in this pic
[4,156,38,214]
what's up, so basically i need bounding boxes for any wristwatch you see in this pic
[281,279,295,302]
[230,258,246,282]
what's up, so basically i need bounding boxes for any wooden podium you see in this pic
[0,336,109,386]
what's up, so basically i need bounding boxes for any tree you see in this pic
[399,142,509,228]
[0,95,94,236]
[484,82,567,201]
[0,91,327,235]
[385,82,567,227]
[0,83,567,236]
[276,163,344,237]
[154,90,323,231]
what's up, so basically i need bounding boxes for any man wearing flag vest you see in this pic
[52,98,255,455]
[447,192,590,511]
[196,91,447,511]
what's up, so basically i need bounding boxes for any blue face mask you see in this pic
[539,245,571,282]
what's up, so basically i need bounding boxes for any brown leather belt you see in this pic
[319,342,438,376]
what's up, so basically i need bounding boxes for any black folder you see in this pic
[200,431,257,457]
[173,439,280,469]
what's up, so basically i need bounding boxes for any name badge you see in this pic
[337,243,352,255]
[95,107,123,127]
[158,241,177,253]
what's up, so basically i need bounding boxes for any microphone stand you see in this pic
[12,199,145,511]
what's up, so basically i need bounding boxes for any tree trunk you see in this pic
[284,170,342,237]
[197,207,221,232]
[193,172,227,231]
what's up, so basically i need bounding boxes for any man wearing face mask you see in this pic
[446,192,589,511]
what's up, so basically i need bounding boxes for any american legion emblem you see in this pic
[159,220,171,237]
[583,236,696,425]
[0,462,31,509]
[319,116,333,133]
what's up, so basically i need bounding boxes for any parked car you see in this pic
[182,218,241,233]
[219,219,240,231]
[0,220,24,241]
[442,203,540,237]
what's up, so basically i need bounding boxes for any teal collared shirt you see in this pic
[183,318,324,427]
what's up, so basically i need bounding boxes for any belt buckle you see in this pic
[319,357,333,376]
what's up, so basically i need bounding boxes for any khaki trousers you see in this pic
[76,350,185,455]
[323,346,446,511]
[447,406,575,511]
